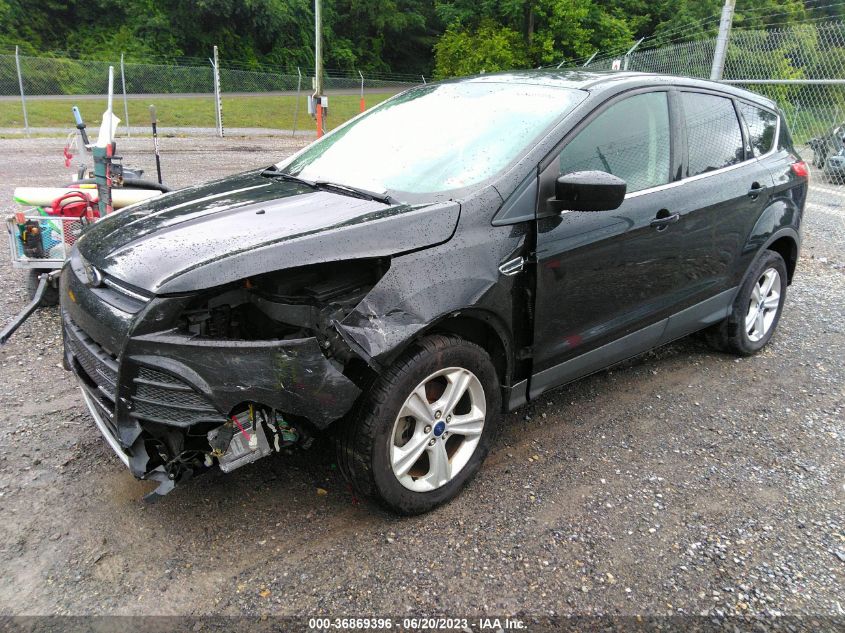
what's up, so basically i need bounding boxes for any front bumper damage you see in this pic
[62,301,362,498]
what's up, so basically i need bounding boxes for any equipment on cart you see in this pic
[2,65,171,345]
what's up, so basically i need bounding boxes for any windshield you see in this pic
[277,82,586,199]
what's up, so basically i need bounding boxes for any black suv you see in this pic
[61,71,808,514]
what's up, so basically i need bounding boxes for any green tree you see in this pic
[0,0,839,80]
[433,0,633,73]
[433,19,529,77]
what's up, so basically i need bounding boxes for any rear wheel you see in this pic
[705,250,787,356]
[337,334,500,515]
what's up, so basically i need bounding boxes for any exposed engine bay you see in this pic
[128,258,390,495]
[180,257,389,360]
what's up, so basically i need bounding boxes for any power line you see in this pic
[644,16,723,43]
[737,0,845,14]
[732,11,845,31]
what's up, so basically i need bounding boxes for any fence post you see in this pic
[120,53,130,137]
[211,45,224,137]
[710,0,736,80]
[292,67,302,137]
[359,70,365,112]
[623,38,644,71]
[557,50,596,69]
[15,46,30,137]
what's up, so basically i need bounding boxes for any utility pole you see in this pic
[314,0,323,97]
[710,0,736,81]
[314,0,325,137]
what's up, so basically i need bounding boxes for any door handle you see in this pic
[650,212,680,229]
[748,182,766,199]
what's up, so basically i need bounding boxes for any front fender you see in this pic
[337,190,528,372]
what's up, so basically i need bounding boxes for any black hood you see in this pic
[77,171,460,294]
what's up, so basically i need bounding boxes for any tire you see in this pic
[26,270,59,307]
[704,250,788,356]
[337,334,501,515]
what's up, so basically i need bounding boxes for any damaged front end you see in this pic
[62,256,389,499]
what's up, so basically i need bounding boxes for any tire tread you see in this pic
[336,334,496,514]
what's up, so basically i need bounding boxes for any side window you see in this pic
[778,115,796,151]
[738,102,778,156]
[558,92,671,194]
[682,92,744,177]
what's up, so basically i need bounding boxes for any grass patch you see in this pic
[0,93,393,130]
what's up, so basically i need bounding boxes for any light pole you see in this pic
[711,0,736,81]
[314,0,325,137]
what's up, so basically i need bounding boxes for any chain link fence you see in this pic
[0,50,423,135]
[4,18,845,188]
[576,17,845,210]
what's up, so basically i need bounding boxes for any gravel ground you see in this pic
[0,136,842,623]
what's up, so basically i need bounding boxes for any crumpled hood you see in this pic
[77,170,460,294]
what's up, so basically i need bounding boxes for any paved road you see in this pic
[0,137,841,622]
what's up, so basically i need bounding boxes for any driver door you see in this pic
[530,89,687,397]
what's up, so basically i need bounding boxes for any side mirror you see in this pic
[554,170,627,212]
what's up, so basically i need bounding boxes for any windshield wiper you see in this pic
[260,166,317,189]
[261,167,397,205]
[313,180,398,205]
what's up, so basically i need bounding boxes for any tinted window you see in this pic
[683,93,744,177]
[778,115,796,151]
[738,103,778,156]
[558,91,671,193]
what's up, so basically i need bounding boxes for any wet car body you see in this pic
[61,71,808,503]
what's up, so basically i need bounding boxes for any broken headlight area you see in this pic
[177,258,389,366]
[139,402,313,498]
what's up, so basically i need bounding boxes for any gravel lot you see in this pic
[0,136,842,623]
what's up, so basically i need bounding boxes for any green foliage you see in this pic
[433,0,634,73]
[433,20,529,78]
[0,0,838,78]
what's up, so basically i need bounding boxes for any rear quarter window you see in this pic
[778,113,795,151]
[738,102,778,156]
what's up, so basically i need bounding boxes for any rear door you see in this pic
[672,91,776,305]
[740,100,799,201]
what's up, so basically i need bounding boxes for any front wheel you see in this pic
[704,250,788,356]
[337,334,501,515]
